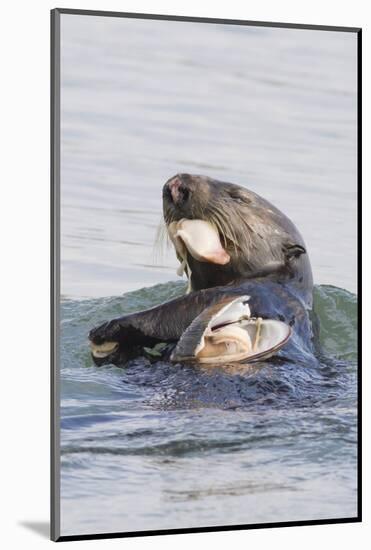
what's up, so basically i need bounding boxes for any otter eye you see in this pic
[228,189,250,204]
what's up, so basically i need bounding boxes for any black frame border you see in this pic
[51,7,362,543]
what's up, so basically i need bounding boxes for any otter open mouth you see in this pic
[171,295,292,364]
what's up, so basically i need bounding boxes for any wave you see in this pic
[313,285,357,361]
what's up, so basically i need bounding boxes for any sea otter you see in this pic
[89,174,314,366]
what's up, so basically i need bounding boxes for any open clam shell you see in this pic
[168,219,230,265]
[168,218,230,293]
[171,295,291,364]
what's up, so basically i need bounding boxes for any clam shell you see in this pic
[168,219,230,265]
[170,295,291,364]
[171,295,251,362]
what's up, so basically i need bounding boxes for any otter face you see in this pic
[162,173,311,293]
[162,174,255,261]
[162,174,267,274]
[163,174,250,289]
[163,173,250,226]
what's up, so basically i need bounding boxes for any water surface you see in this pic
[59,15,358,536]
[60,283,357,535]
[61,15,357,298]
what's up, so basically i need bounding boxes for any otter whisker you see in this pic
[206,211,227,248]
[208,203,240,256]
[153,219,170,264]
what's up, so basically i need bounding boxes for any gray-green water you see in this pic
[59,15,358,537]
[60,283,357,536]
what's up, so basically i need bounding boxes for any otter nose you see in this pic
[168,176,182,203]
[165,175,190,205]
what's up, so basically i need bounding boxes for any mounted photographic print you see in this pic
[51,8,361,542]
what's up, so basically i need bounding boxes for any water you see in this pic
[60,15,357,298]
[60,283,357,536]
[59,15,358,536]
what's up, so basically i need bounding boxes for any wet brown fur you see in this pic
[162,174,313,299]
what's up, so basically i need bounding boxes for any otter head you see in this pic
[162,173,311,293]
[163,174,249,226]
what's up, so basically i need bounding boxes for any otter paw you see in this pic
[89,319,122,345]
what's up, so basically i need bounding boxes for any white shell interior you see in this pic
[195,296,291,364]
[168,219,230,291]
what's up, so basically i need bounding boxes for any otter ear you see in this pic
[283,243,306,261]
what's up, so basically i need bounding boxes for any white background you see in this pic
[0,0,367,548]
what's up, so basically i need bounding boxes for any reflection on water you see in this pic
[59,15,358,537]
